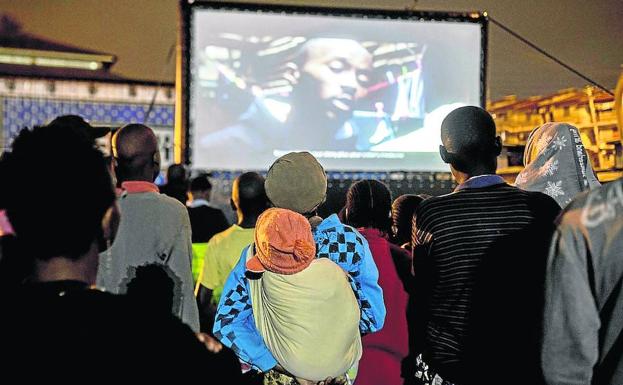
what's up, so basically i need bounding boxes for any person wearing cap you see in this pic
[243,208,361,384]
[47,114,113,165]
[47,115,117,187]
[213,151,385,377]
[48,114,111,142]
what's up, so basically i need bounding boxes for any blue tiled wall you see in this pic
[2,96,174,145]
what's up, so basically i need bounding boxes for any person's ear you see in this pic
[230,198,237,212]
[111,130,119,158]
[153,151,160,168]
[494,136,503,156]
[439,145,451,164]
[152,151,161,181]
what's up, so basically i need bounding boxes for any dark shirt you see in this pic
[387,242,419,384]
[0,235,30,290]
[388,242,413,294]
[412,182,560,383]
[160,183,188,206]
[542,179,623,385]
[187,205,229,243]
[464,220,557,385]
[0,279,240,382]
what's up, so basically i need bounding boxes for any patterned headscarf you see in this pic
[515,122,600,208]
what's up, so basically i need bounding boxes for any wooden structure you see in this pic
[490,70,623,182]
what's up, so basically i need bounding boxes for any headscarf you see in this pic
[515,122,600,207]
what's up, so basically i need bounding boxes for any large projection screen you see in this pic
[187,3,486,171]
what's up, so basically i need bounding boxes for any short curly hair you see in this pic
[391,194,428,245]
[2,123,115,260]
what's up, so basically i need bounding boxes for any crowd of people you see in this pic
[0,106,621,385]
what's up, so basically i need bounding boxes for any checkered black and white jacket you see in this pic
[212,214,386,371]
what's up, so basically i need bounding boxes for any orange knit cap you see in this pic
[246,208,316,275]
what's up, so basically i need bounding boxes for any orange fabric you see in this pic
[121,181,160,194]
[246,208,316,275]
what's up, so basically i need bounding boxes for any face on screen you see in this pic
[296,38,373,120]
[191,8,483,171]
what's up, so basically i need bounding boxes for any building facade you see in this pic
[489,81,623,183]
[0,15,175,167]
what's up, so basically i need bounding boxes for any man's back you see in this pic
[188,205,229,244]
[201,224,255,304]
[542,179,623,385]
[97,190,200,331]
[413,182,559,381]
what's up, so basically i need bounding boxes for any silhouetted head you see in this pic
[126,264,176,315]
[391,194,429,246]
[189,174,212,201]
[439,106,501,176]
[112,124,160,183]
[48,115,110,142]
[166,163,188,185]
[2,123,116,261]
[344,179,392,234]
[190,174,211,192]
[232,172,269,218]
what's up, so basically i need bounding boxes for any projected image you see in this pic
[190,9,482,170]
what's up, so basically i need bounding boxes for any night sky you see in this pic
[2,0,622,100]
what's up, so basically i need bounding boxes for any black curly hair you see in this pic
[2,123,115,261]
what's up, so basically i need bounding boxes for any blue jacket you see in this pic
[213,214,386,371]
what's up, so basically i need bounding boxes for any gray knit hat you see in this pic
[265,152,327,214]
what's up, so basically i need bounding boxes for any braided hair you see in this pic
[344,179,392,234]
